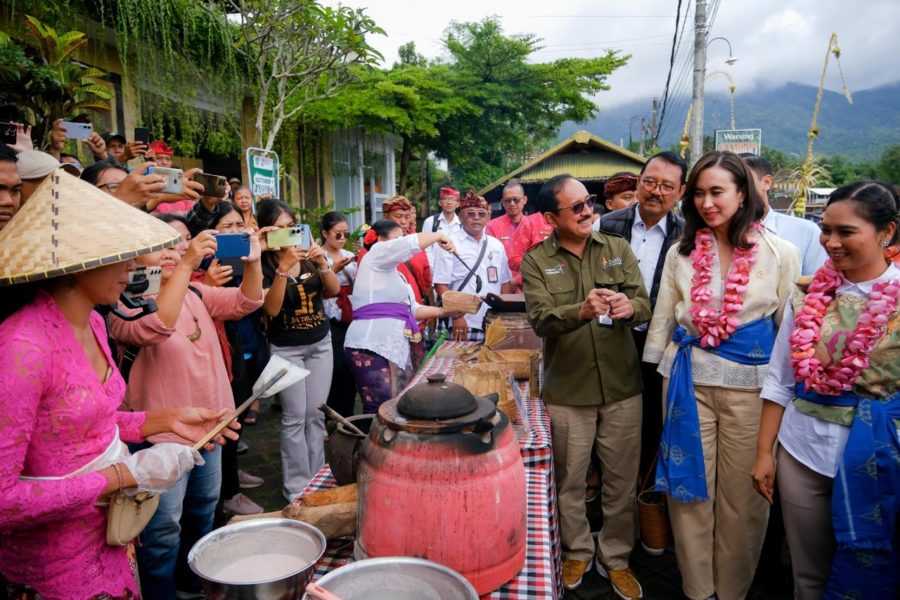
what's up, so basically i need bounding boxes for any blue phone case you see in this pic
[215,233,250,259]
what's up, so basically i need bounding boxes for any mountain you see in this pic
[559,81,900,161]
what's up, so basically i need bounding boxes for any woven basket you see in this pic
[637,459,671,553]
[478,347,534,380]
[441,290,482,315]
[451,363,520,423]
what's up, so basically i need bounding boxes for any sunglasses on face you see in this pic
[333,231,347,240]
[557,195,596,215]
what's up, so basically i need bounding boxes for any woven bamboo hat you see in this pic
[0,169,180,286]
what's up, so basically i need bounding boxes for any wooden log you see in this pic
[228,484,359,540]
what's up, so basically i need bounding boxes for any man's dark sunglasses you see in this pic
[556,195,596,215]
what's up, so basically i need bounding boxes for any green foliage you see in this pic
[139,91,241,157]
[0,15,111,147]
[433,18,629,189]
[876,145,900,184]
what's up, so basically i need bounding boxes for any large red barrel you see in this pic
[355,374,526,595]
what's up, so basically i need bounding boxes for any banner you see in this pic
[714,129,762,155]
[245,147,280,202]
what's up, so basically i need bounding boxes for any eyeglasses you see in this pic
[502,196,524,204]
[333,231,347,240]
[462,210,489,219]
[98,182,121,193]
[640,177,678,196]
[556,195,596,215]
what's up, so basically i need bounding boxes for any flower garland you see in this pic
[689,227,761,348]
[790,260,900,395]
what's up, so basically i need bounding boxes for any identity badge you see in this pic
[486,265,499,283]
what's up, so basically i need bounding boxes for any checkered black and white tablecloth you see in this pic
[304,342,563,598]
[304,466,559,599]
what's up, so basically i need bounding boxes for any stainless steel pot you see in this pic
[188,518,326,600]
[302,557,479,600]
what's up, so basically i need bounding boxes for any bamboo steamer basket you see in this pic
[441,291,483,315]
[451,363,519,424]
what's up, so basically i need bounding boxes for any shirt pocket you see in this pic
[594,270,626,293]
[546,275,577,304]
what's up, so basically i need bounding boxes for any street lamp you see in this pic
[627,115,642,147]
[708,36,737,66]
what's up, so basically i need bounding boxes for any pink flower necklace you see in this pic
[689,226,761,348]
[790,260,900,395]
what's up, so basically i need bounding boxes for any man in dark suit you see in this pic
[597,151,686,483]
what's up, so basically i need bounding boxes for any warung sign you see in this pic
[715,129,762,155]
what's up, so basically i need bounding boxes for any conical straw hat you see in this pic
[0,169,180,286]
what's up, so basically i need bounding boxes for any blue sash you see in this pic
[793,384,900,599]
[655,318,776,503]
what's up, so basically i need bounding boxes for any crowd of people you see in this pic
[0,119,897,600]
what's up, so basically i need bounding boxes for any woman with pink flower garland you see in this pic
[644,151,800,600]
[753,181,900,600]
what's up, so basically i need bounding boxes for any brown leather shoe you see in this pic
[596,561,643,599]
[562,558,591,590]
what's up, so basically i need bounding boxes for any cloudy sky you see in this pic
[323,0,900,111]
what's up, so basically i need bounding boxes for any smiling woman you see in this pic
[644,150,800,600]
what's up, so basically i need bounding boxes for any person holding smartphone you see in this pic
[257,199,341,500]
[108,215,264,598]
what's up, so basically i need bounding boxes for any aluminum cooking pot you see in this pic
[302,557,478,600]
[188,518,326,600]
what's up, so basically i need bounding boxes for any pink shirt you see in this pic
[486,214,524,289]
[109,283,262,443]
[508,213,553,289]
[0,292,147,599]
[152,197,196,215]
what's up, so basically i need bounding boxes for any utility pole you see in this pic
[689,0,708,167]
[639,117,647,156]
[649,98,659,145]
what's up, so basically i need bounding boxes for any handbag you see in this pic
[105,462,160,546]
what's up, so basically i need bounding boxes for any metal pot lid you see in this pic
[396,373,479,420]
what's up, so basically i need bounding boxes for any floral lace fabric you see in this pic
[0,292,145,600]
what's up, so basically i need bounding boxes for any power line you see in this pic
[528,15,678,19]
[540,34,671,49]
[654,0,684,145]
[658,1,693,141]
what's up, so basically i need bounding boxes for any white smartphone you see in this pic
[61,121,93,140]
[147,166,183,194]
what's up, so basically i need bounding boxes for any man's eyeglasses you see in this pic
[640,177,677,196]
[557,195,596,215]
[462,210,489,219]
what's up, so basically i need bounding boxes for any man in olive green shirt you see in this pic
[522,174,651,597]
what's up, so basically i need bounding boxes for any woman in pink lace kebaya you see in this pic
[0,175,238,599]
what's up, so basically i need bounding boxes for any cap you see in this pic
[103,132,127,145]
[16,150,60,180]
[382,195,413,214]
[0,169,180,286]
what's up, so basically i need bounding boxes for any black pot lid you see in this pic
[397,373,478,420]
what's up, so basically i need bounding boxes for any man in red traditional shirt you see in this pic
[486,178,528,291]
[508,207,554,290]
[382,195,434,307]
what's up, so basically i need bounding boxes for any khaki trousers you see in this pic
[547,395,641,568]
[777,446,834,600]
[663,381,769,600]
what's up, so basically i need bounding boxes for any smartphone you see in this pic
[215,232,251,259]
[266,224,312,250]
[0,121,15,145]
[122,266,162,302]
[194,172,228,198]
[147,166,183,194]
[61,121,93,140]
[134,127,152,145]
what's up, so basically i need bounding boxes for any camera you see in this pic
[267,224,312,250]
[147,166,183,194]
[122,266,162,303]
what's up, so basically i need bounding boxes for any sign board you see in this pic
[245,147,280,202]
[715,129,762,155]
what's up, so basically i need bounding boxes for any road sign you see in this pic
[245,147,280,201]
[715,129,762,155]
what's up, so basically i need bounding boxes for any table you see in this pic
[303,342,563,598]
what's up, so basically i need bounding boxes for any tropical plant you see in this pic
[0,15,111,148]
